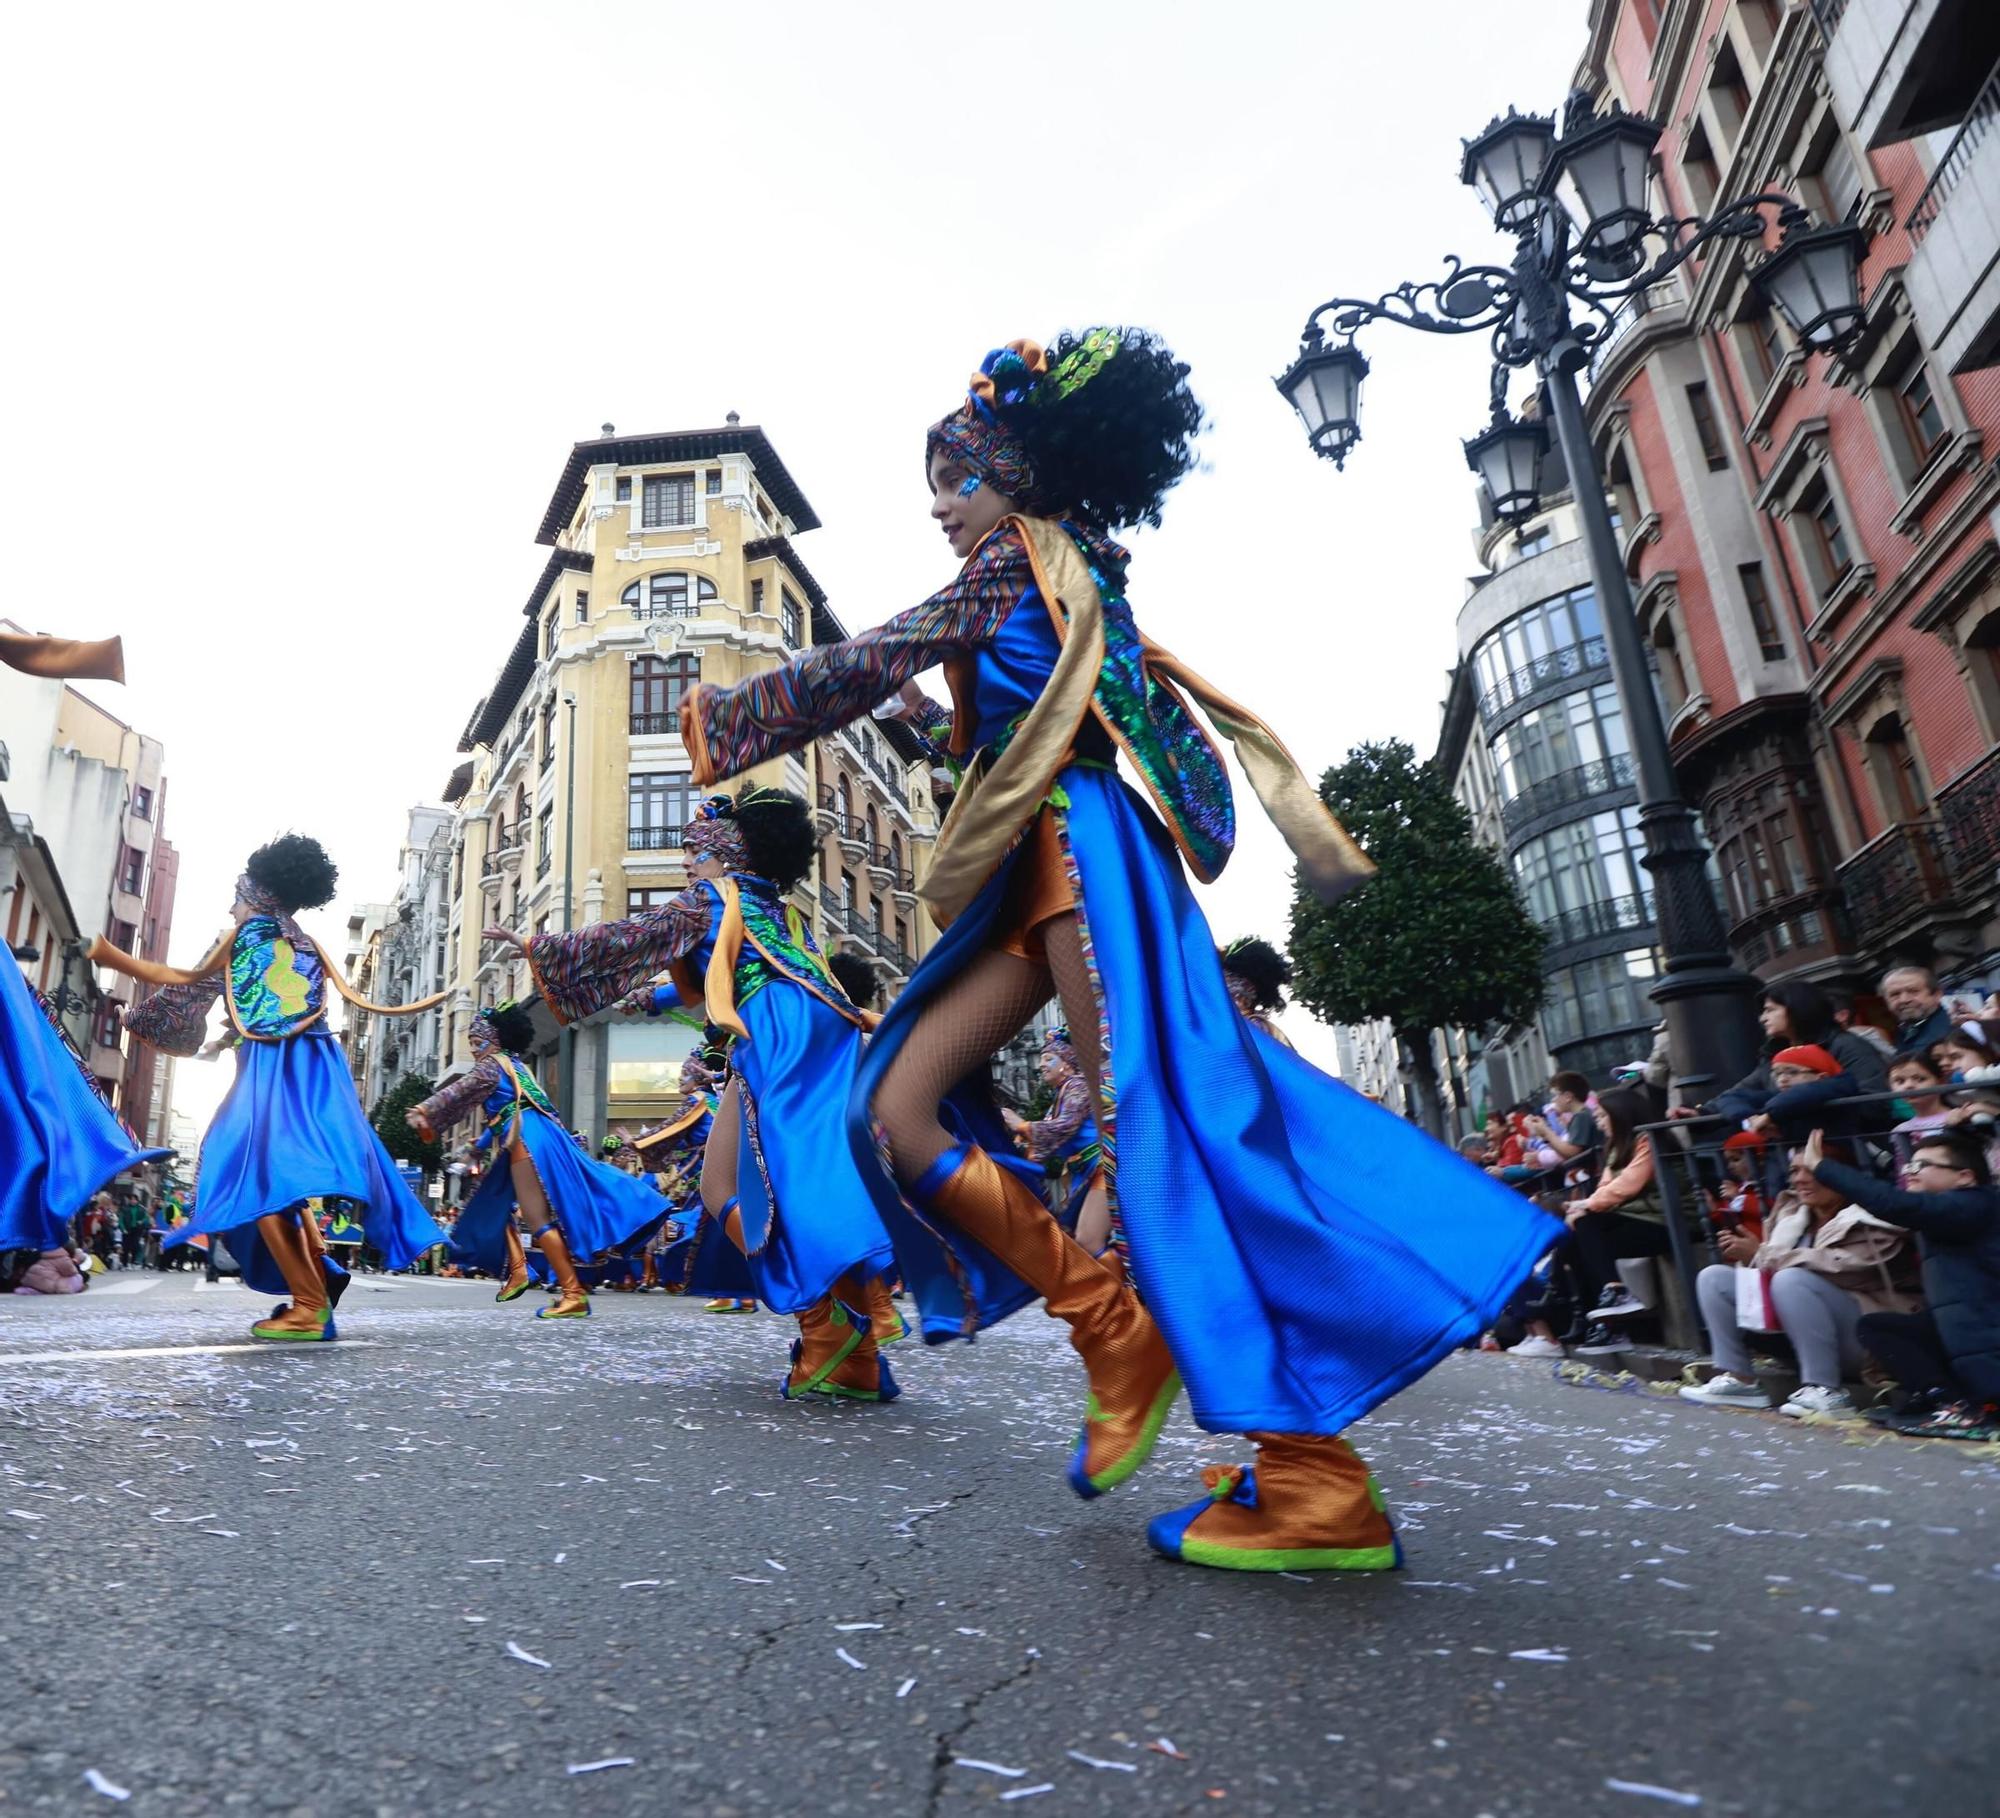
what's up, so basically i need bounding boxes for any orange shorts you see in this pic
[989,806,1074,964]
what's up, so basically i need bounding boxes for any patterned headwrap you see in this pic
[234,872,286,919]
[1041,1024,1080,1073]
[681,794,751,870]
[925,332,1125,514]
[678,1052,713,1094]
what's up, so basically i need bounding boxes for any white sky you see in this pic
[2,0,1590,1130]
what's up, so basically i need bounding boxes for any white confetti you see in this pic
[1150,1737,1188,1760]
[954,1758,1026,1778]
[835,1648,866,1670]
[8,1509,46,1521]
[765,1559,787,1572]
[1002,1786,1055,1801]
[1605,1779,1702,1807]
[1066,1750,1137,1773]
[1508,1648,1569,1663]
[82,1769,131,1801]
[566,1759,635,1776]
[896,1677,917,1698]
[619,1580,660,1589]
[834,1622,884,1631]
[553,1552,566,1564]
[505,1641,551,1668]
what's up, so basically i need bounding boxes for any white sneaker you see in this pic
[1778,1385,1857,1419]
[1506,1334,1565,1358]
[1678,1373,1773,1409]
[1593,1293,1650,1321]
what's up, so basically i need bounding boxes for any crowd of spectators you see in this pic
[1474,964,2000,1442]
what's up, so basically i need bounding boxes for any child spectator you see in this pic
[1712,1131,1770,1242]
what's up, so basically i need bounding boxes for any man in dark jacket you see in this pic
[1805,1127,2000,1439]
[1881,965,1953,1055]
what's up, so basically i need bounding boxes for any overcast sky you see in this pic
[3,1,1589,1128]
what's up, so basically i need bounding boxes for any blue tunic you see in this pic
[853,582,1559,1435]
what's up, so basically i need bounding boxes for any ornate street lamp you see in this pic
[1281,89,1870,1101]
[1273,329,1369,468]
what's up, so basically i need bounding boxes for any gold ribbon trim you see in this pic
[0,631,125,683]
[86,930,450,1015]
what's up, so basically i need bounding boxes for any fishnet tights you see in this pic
[700,1078,745,1219]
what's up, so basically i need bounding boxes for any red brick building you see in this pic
[1580,0,2000,989]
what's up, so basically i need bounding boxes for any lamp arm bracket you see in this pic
[1565,192,1808,304]
[1303,253,1520,342]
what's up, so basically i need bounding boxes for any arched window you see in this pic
[622,572,718,621]
[836,775,854,830]
[865,806,880,854]
[890,831,904,879]
[629,655,701,733]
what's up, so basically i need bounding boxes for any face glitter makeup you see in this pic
[957,476,983,498]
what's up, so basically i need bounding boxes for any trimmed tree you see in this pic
[371,1073,442,1172]
[1289,738,1546,1135]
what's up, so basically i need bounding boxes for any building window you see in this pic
[629,888,679,911]
[1515,529,1552,561]
[540,694,557,769]
[1541,946,1663,1049]
[1893,358,1948,468]
[781,588,805,648]
[615,476,632,502]
[534,914,550,941]
[120,849,144,895]
[628,772,694,849]
[1686,382,1729,470]
[94,1004,121,1049]
[1800,116,1865,225]
[1490,681,1630,804]
[537,807,553,878]
[704,468,722,495]
[1469,585,1604,716]
[630,654,700,732]
[1864,714,1930,825]
[1652,618,1691,714]
[1737,562,1785,661]
[751,578,765,616]
[622,572,717,620]
[132,786,153,821]
[841,869,856,912]
[575,590,589,625]
[641,473,696,529]
[1682,120,1719,214]
[110,918,137,953]
[1796,474,1852,598]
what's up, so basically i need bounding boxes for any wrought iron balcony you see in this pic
[1499,753,1637,836]
[1539,890,1656,952]
[627,826,685,852]
[1476,636,1610,724]
[1907,60,1999,243]
[629,713,682,736]
[1939,744,2000,898]
[1834,820,1957,947]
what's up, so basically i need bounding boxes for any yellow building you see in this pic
[429,418,942,1145]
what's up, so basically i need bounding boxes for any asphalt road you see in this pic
[1,1273,1994,1817]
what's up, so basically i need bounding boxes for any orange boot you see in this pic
[249,1212,334,1342]
[863,1274,908,1346]
[1146,1433,1401,1572]
[781,1292,900,1402]
[495,1224,532,1303]
[531,1223,591,1320]
[911,1145,1176,1497]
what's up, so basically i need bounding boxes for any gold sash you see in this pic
[87,930,449,1016]
[0,631,125,683]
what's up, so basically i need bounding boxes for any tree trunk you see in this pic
[1398,1029,1446,1139]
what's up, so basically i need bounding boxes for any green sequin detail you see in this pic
[230,917,325,1037]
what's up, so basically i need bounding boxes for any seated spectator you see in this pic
[1700,980,1889,1126]
[1808,1127,2000,1441]
[1459,1133,1494,1166]
[1563,1086,1682,1352]
[1525,1071,1600,1185]
[1747,1044,1873,1147]
[1682,1149,1918,1418]
[1712,1131,1770,1242]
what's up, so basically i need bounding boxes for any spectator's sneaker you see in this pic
[1505,1334,1565,1359]
[1593,1291,1650,1321]
[1894,1399,2000,1442]
[1678,1372,1773,1409]
[1572,1323,1626,1356]
[1778,1385,1857,1420]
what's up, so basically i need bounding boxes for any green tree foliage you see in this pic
[371,1073,442,1171]
[1289,739,1546,1128]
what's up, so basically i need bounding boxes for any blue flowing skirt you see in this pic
[0,956,172,1251]
[655,1191,759,1300]
[450,1106,674,1278]
[173,1028,444,1295]
[853,764,1559,1436]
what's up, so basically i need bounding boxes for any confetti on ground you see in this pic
[1508,1648,1569,1662]
[82,1769,131,1801]
[1002,1786,1055,1801]
[1605,1779,1702,1807]
[1066,1751,1138,1773]
[8,1509,45,1521]
[1151,1738,1189,1760]
[897,1677,917,1698]
[505,1641,551,1668]
[835,1647,866,1670]
[566,1759,635,1776]
[619,1579,660,1589]
[834,1621,884,1631]
[955,1759,1027,1778]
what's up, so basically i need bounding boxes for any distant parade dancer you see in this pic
[98,835,446,1342]
[1003,1024,1106,1249]
[672,327,1557,1569]
[1218,938,1297,1048]
[489,786,903,1402]
[638,1048,753,1312]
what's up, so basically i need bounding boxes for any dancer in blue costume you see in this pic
[0,949,173,1262]
[0,625,171,1264]
[408,1002,664,1320]
[493,787,902,1402]
[638,1048,753,1311]
[675,329,1559,1570]
[99,835,447,1341]
[1003,1024,1105,1247]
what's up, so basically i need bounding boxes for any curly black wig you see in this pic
[698,1023,733,1077]
[731,787,818,892]
[244,833,339,914]
[996,327,1203,531]
[827,951,880,1010]
[484,1002,538,1056]
[1219,937,1293,1013]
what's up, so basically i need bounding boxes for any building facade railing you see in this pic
[632,600,702,622]
[1937,744,2000,896]
[1499,753,1638,835]
[627,826,685,852]
[1908,59,2000,243]
[629,712,682,736]
[1809,0,1847,37]
[1833,819,1956,946]
[1539,890,1656,951]
[1476,636,1610,724]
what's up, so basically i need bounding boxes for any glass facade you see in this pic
[1512,805,1651,925]
[1470,585,1602,715]
[1542,947,1664,1050]
[1491,682,1630,804]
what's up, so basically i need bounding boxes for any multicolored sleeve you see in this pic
[526,886,712,1025]
[123,975,225,1057]
[907,695,956,761]
[413,1060,501,1137]
[682,527,1028,782]
[1022,1075,1092,1161]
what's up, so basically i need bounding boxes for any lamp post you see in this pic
[558,691,579,1121]
[1278,92,1868,1096]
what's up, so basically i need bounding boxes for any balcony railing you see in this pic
[1539,890,1656,951]
[1809,0,1846,36]
[632,600,701,622]
[1834,820,1957,946]
[628,826,686,852]
[1585,280,1683,383]
[1476,636,1610,723]
[630,712,682,736]
[1499,753,1637,834]
[1908,60,2000,243]
[1938,745,2000,894]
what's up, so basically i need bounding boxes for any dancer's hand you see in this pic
[483,924,527,955]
